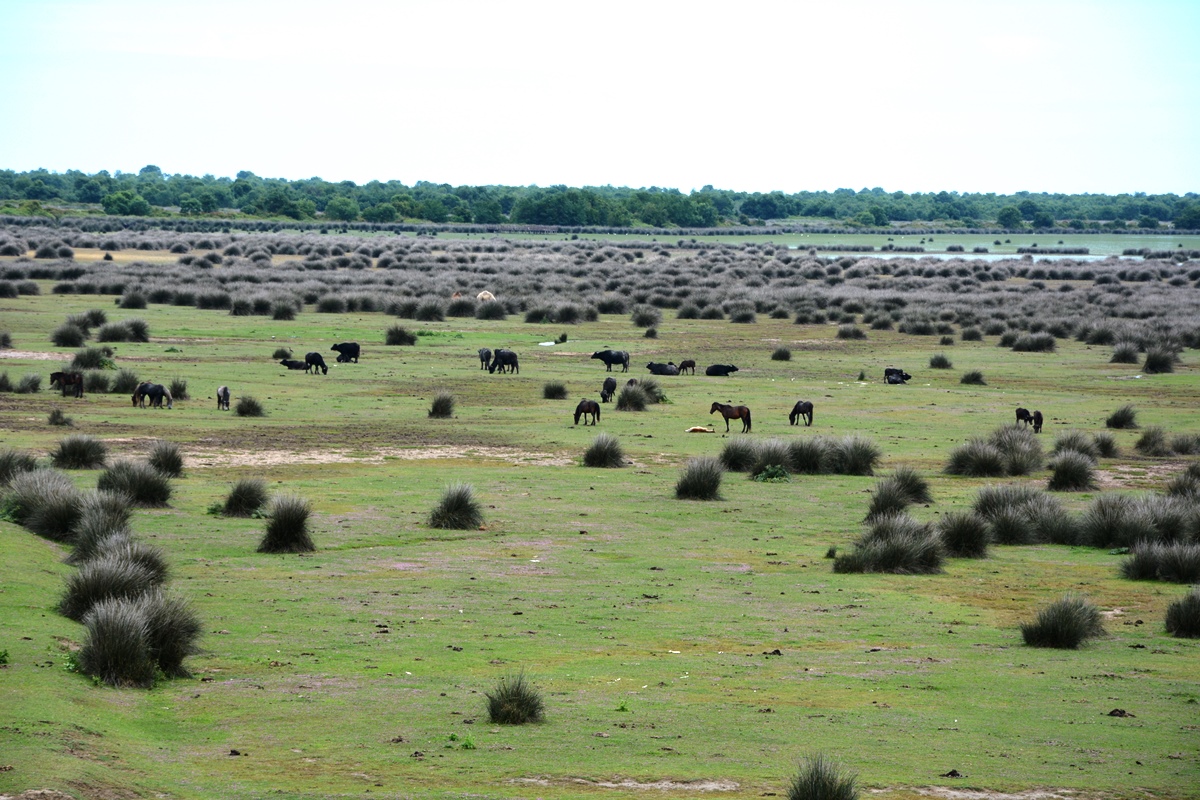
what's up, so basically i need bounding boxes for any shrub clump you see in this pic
[929,353,953,369]
[615,385,648,412]
[1121,542,1200,584]
[222,478,268,517]
[235,396,265,417]
[833,513,944,575]
[1106,404,1138,429]
[959,370,986,385]
[719,438,759,473]
[0,448,39,486]
[750,439,792,481]
[429,483,484,530]
[1165,587,1200,638]
[77,590,202,686]
[58,555,161,622]
[3,468,82,542]
[1134,426,1170,457]
[258,495,316,553]
[428,391,455,418]
[486,672,544,725]
[1020,594,1104,649]
[50,434,108,469]
[937,512,991,558]
[771,347,792,361]
[97,460,172,506]
[786,754,859,800]
[385,324,417,345]
[582,433,624,468]
[828,435,882,476]
[147,440,184,477]
[675,456,724,501]
[1047,451,1097,491]
[542,381,568,400]
[1143,348,1175,374]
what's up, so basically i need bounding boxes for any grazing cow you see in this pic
[646,362,679,376]
[789,400,815,427]
[305,352,328,375]
[884,367,911,384]
[216,385,231,411]
[591,350,630,372]
[574,399,601,426]
[281,359,307,371]
[50,371,84,398]
[478,348,492,370]
[1032,410,1044,433]
[600,376,617,403]
[331,342,360,363]
[678,359,696,375]
[488,349,519,374]
[1015,407,1034,427]
[477,290,496,303]
[710,401,752,433]
[705,364,738,377]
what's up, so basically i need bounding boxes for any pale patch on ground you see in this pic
[1095,461,1187,490]
[185,445,574,469]
[0,350,69,361]
[904,787,1095,800]
[512,777,739,792]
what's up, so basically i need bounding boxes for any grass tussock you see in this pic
[58,555,162,622]
[771,347,791,361]
[959,370,986,385]
[77,597,156,688]
[222,478,268,517]
[834,513,944,575]
[1020,594,1104,649]
[235,395,265,417]
[1052,430,1099,462]
[1047,451,1097,491]
[1121,542,1200,584]
[147,440,184,477]
[0,448,39,485]
[937,512,991,558]
[429,483,483,530]
[385,324,417,345]
[719,438,759,472]
[615,385,648,412]
[675,457,724,501]
[786,753,859,800]
[428,391,455,418]
[1106,404,1138,429]
[258,495,316,553]
[542,381,568,400]
[486,672,544,725]
[582,433,624,468]
[1165,587,1200,638]
[66,490,134,563]
[929,353,953,369]
[750,439,792,481]
[97,460,172,507]
[1134,426,1170,456]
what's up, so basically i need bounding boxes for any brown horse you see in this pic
[678,359,696,375]
[574,399,600,426]
[710,402,751,433]
[50,371,84,398]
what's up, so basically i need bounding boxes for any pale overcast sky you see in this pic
[2,0,1197,195]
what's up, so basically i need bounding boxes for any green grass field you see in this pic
[1,257,1198,800]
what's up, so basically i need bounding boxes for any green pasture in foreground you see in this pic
[1,277,1198,799]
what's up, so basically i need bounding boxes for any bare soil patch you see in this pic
[185,445,574,469]
[908,788,1098,800]
[0,350,69,361]
[1094,461,1188,490]
[512,776,739,792]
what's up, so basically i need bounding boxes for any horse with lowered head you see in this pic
[789,400,814,426]
[574,399,600,426]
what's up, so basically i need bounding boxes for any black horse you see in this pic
[133,382,172,409]
[488,349,519,374]
[789,400,814,426]
[216,385,230,411]
[1032,410,1044,433]
[574,399,600,425]
[591,350,630,372]
[710,401,752,433]
[646,362,679,376]
[331,342,360,363]
[50,371,84,398]
[678,359,696,375]
[478,348,492,370]
[305,352,328,375]
[600,376,617,402]
[705,364,738,377]
[1015,407,1034,427]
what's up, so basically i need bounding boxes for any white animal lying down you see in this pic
[686,426,715,433]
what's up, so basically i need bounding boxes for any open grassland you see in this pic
[1,240,1199,800]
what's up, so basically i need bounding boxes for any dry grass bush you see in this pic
[148,440,184,477]
[1143,347,1175,374]
[1048,451,1097,491]
[929,353,953,369]
[833,513,944,575]
[945,439,1006,477]
[3,467,82,542]
[50,434,107,469]
[1052,430,1099,462]
[638,378,666,404]
[989,425,1043,475]
[385,324,417,345]
[428,391,455,418]
[771,347,791,361]
[828,435,882,476]
[786,437,830,474]
[542,381,568,400]
[750,439,792,481]
[1093,432,1120,458]
[1121,542,1200,583]
[111,368,141,395]
[719,438,759,472]
[58,555,162,621]
[937,512,991,558]
[582,433,624,468]
[47,407,72,427]
[786,754,859,800]
[222,478,268,517]
[486,672,544,725]
[1106,404,1138,429]
[52,323,88,347]
[15,373,42,394]
[65,490,133,563]
[836,324,866,339]
[168,378,188,400]
[235,395,264,417]
[77,597,156,688]
[1165,587,1200,638]
[0,448,39,485]
[1110,341,1140,363]
[97,460,172,506]
[1020,594,1104,649]
[259,495,316,552]
[615,385,648,411]
[1135,426,1170,456]
[429,483,483,530]
[675,457,724,501]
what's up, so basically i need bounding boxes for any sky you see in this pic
[1,0,1198,196]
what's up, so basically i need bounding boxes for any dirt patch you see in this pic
[185,445,574,469]
[512,777,738,792]
[0,350,70,361]
[1094,461,1188,490]
[908,788,1094,800]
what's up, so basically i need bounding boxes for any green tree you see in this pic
[101,190,152,216]
[1174,204,1200,230]
[362,202,398,223]
[996,206,1023,228]
[472,197,504,224]
[178,194,203,215]
[1018,199,1039,219]
[1032,211,1055,228]
[419,198,448,223]
[324,196,360,221]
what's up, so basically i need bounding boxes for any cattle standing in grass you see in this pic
[884,367,911,384]
[216,386,230,411]
[50,371,84,398]
[600,376,617,403]
[591,350,630,372]
[678,359,696,375]
[574,399,600,426]
[331,342,360,363]
[305,352,328,375]
[478,348,492,370]
[789,400,814,427]
[1015,407,1034,427]
[488,349,519,374]
[281,359,307,371]
[705,364,738,377]
[646,362,679,376]
[710,402,752,433]
[1032,410,1044,433]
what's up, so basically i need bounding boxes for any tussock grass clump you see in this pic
[961,327,982,342]
[630,305,662,328]
[1020,594,1104,648]
[1170,433,1200,455]
[675,457,724,501]
[1134,426,1170,456]
[428,391,455,418]
[865,476,912,520]
[71,346,114,371]
[259,495,316,552]
[959,370,986,385]
[235,396,264,417]
[972,485,1077,546]
[615,385,648,412]
[429,483,483,530]
[1052,430,1099,462]
[938,512,991,558]
[1077,493,1141,548]
[90,535,171,585]
[272,301,296,321]
[15,373,41,394]
[0,448,39,485]
[272,346,292,360]
[945,439,1006,477]
[77,597,156,688]
[582,433,624,468]
[111,368,141,395]
[1165,588,1200,638]
[66,490,133,558]
[542,381,568,400]
[52,323,88,348]
[486,672,545,725]
[222,478,268,517]
[138,590,203,678]
[786,753,859,800]
[50,434,107,469]
[147,440,184,477]
[47,408,72,427]
[888,466,933,504]
[836,324,866,340]
[719,438,759,472]
[787,438,830,474]
[1093,432,1120,458]
[95,322,131,342]
[929,353,953,369]
[1048,451,1097,491]
[1143,347,1175,374]
[1121,542,1200,584]
[475,302,507,321]
[97,460,172,506]
[0,371,11,392]
[58,555,161,621]
[4,468,82,541]
[834,513,944,575]
[385,324,417,345]
[1011,332,1056,352]
[828,435,882,476]
[168,377,188,400]
[1106,404,1138,429]
[1110,341,1140,363]
[638,378,666,404]
[415,301,445,322]
[989,425,1043,475]
[750,439,792,480]
[83,371,110,393]
[771,347,792,361]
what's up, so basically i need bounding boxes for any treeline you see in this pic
[2,166,1198,229]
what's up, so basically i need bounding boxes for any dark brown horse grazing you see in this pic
[678,359,696,375]
[50,371,84,398]
[574,399,600,426]
[789,400,814,426]
[710,402,751,433]
[1032,410,1043,433]
[1015,407,1034,427]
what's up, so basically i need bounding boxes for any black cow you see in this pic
[646,362,679,376]
[1032,410,1044,433]
[1015,407,1034,427]
[600,376,617,403]
[478,348,492,370]
[705,364,738,377]
[591,350,630,372]
[331,342,360,363]
[305,352,328,375]
[574,399,600,426]
[216,385,230,411]
[281,359,307,371]
[488,349,519,374]
[884,367,911,384]
[789,400,814,427]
